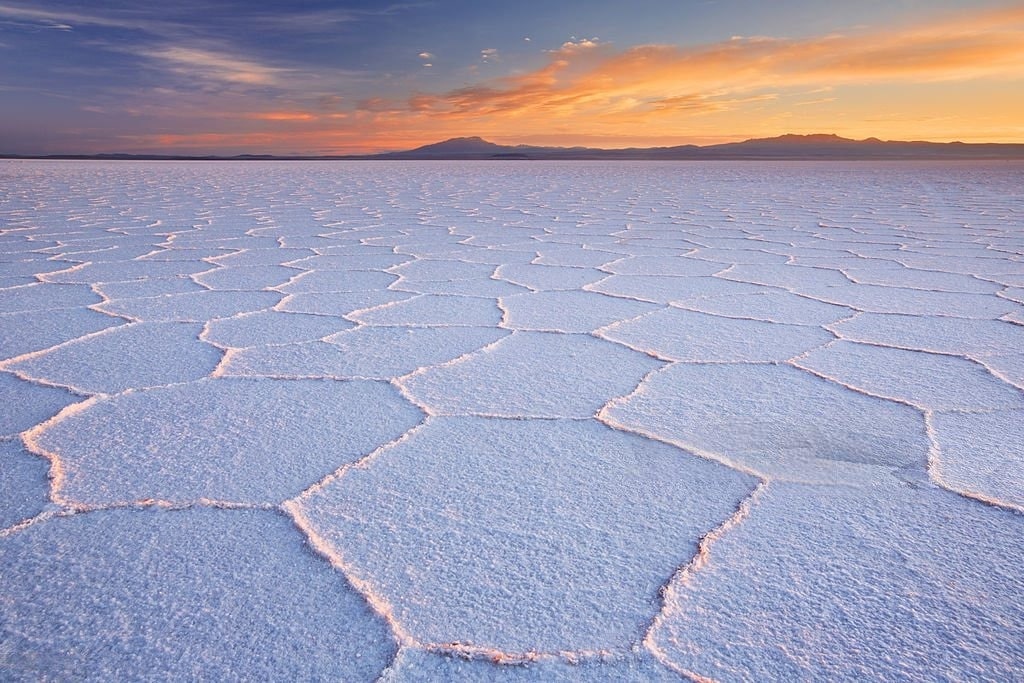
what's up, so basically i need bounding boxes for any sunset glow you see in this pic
[2,1,1023,154]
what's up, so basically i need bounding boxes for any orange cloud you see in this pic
[248,111,318,121]
[406,5,1024,124]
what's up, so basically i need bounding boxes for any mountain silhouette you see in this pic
[6,134,1024,160]
[374,134,1024,160]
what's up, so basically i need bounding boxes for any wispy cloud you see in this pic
[0,3,174,33]
[225,3,431,34]
[0,17,71,31]
[244,7,360,32]
[795,96,837,107]
[0,1,427,35]
[134,45,289,86]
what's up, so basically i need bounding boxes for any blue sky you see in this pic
[2,1,1022,153]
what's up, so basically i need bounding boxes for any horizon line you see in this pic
[5,132,1024,161]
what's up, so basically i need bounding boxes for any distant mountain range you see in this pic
[5,134,1024,161]
[377,134,1024,160]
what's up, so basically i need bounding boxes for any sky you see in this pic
[1,0,1023,154]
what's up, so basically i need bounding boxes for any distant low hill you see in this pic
[379,134,1024,160]
[6,134,1024,161]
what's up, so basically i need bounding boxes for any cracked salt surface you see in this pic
[203,309,354,347]
[502,289,661,333]
[29,378,423,506]
[0,370,79,438]
[0,508,397,679]
[0,308,122,360]
[599,306,833,362]
[603,362,930,484]
[401,331,662,418]
[0,440,50,529]
[5,322,221,394]
[648,482,1024,680]
[225,325,508,380]
[382,649,681,681]
[351,293,504,327]
[1,160,1022,680]
[296,416,755,653]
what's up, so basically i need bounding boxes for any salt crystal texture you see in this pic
[1,160,1021,680]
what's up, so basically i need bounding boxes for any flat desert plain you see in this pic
[1,160,1022,680]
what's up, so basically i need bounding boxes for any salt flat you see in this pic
[1,160,1022,680]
